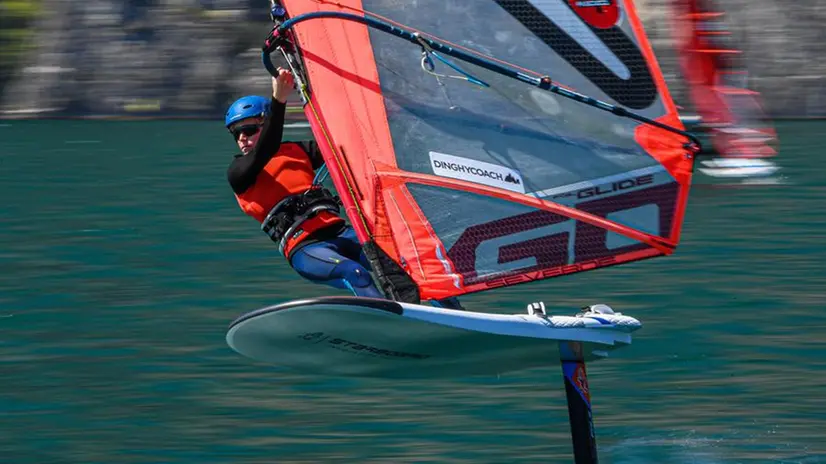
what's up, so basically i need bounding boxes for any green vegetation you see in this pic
[0,0,40,85]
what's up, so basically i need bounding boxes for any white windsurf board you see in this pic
[226,297,642,378]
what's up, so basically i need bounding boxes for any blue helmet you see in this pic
[224,95,270,128]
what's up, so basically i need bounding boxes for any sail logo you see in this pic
[447,181,678,285]
[569,1,619,30]
[572,364,591,402]
[498,0,657,109]
[504,173,521,185]
[429,151,526,194]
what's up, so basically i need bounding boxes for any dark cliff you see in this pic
[1,0,823,119]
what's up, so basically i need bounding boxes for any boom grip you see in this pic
[263,11,703,155]
[262,51,279,78]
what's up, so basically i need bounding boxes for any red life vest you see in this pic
[233,142,344,257]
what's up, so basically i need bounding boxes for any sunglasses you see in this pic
[230,124,262,140]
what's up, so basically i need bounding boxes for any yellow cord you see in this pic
[303,86,373,238]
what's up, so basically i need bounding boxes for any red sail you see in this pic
[281,0,694,300]
[669,0,778,159]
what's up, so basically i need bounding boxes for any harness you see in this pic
[261,186,342,255]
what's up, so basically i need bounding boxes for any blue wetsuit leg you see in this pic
[289,227,384,299]
[333,227,464,308]
[430,296,465,310]
[331,226,374,271]
[292,226,464,308]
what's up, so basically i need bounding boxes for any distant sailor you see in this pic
[224,68,464,308]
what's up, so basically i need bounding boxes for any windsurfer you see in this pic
[225,67,385,299]
[225,68,465,309]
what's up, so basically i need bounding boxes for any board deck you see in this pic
[226,297,642,378]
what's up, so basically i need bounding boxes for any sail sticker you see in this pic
[561,357,593,405]
[495,0,657,108]
[574,364,591,402]
[568,0,619,30]
[524,0,628,79]
[429,151,526,194]
[529,165,668,203]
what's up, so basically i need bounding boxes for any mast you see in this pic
[529,300,599,463]
[560,341,599,463]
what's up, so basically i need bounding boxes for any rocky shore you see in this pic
[1,0,823,119]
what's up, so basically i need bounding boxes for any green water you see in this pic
[1,120,825,463]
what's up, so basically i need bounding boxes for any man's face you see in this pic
[230,117,264,155]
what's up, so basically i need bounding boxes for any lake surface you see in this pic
[1,120,824,463]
